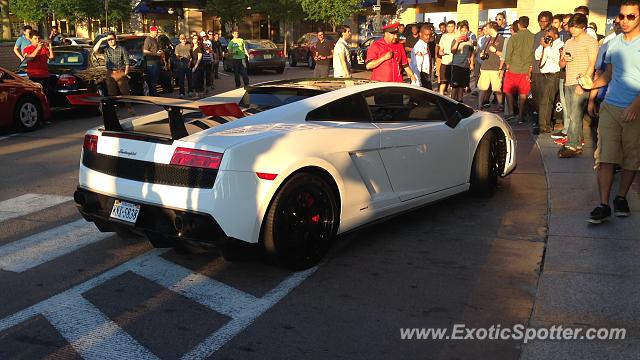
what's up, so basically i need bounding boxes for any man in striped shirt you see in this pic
[557,13,598,158]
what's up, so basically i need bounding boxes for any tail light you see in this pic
[170,147,223,170]
[276,50,284,57]
[248,50,256,59]
[83,134,98,152]
[57,74,77,86]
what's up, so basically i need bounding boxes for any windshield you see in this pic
[246,40,277,50]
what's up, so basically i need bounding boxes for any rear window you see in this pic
[246,41,277,49]
[240,88,324,109]
[118,38,145,52]
[49,51,86,66]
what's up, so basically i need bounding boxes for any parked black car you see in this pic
[288,32,338,69]
[95,35,174,94]
[349,35,383,70]
[16,45,144,111]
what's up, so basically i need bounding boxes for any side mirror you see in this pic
[445,110,462,128]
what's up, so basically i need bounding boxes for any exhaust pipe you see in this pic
[173,215,184,233]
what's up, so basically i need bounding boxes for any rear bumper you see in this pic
[248,59,286,69]
[74,187,231,248]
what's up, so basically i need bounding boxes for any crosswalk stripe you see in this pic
[0,249,167,333]
[133,255,258,317]
[0,219,112,272]
[181,266,318,360]
[0,193,72,222]
[45,295,159,360]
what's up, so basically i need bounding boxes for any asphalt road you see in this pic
[0,65,548,359]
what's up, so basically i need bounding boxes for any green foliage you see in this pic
[205,0,252,27]
[300,0,362,29]
[253,0,304,23]
[9,0,131,25]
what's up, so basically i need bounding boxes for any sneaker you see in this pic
[558,146,582,158]
[613,196,630,217]
[588,204,611,224]
[491,105,504,113]
[554,137,568,145]
[482,103,491,108]
[518,117,526,124]
[550,131,566,139]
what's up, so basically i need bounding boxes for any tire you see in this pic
[469,131,500,197]
[262,173,338,269]
[307,53,315,69]
[13,97,41,131]
[276,66,285,74]
[289,54,297,67]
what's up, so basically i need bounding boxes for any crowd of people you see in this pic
[318,1,639,224]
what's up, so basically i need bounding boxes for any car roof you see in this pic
[249,78,377,92]
[50,45,89,51]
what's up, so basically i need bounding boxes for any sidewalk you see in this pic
[521,121,640,358]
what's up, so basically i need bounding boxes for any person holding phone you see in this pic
[22,31,55,99]
[557,13,598,158]
[450,22,475,102]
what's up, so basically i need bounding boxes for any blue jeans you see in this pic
[174,60,192,95]
[558,78,570,134]
[233,59,249,88]
[565,84,589,149]
[146,61,160,96]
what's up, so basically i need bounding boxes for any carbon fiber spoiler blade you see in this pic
[101,96,243,140]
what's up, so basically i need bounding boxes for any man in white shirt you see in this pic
[438,20,457,95]
[410,25,433,89]
[533,27,564,134]
[333,25,352,78]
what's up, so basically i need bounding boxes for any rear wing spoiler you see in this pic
[101,96,244,140]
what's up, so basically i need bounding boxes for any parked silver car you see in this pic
[223,39,286,74]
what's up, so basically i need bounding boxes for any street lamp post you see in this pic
[105,0,109,32]
[376,0,381,33]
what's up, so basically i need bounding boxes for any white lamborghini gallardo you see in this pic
[75,79,516,269]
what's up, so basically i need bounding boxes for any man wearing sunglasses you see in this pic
[93,32,134,114]
[577,0,640,224]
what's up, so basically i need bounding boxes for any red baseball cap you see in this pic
[382,23,400,33]
[149,26,158,32]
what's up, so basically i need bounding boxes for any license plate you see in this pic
[110,200,140,224]
[263,54,272,59]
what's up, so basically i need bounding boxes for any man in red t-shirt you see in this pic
[23,31,55,96]
[366,23,417,83]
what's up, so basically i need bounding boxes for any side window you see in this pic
[306,94,371,122]
[364,88,444,122]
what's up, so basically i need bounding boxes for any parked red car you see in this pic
[0,66,51,131]
[288,32,338,69]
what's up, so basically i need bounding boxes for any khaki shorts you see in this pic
[477,70,502,92]
[595,102,640,170]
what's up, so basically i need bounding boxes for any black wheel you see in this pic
[276,66,285,74]
[13,96,41,131]
[263,173,338,269]
[289,53,297,67]
[470,131,501,197]
[307,53,315,69]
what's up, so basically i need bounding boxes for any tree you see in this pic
[9,0,48,23]
[1,0,11,39]
[300,0,362,31]
[205,0,252,28]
